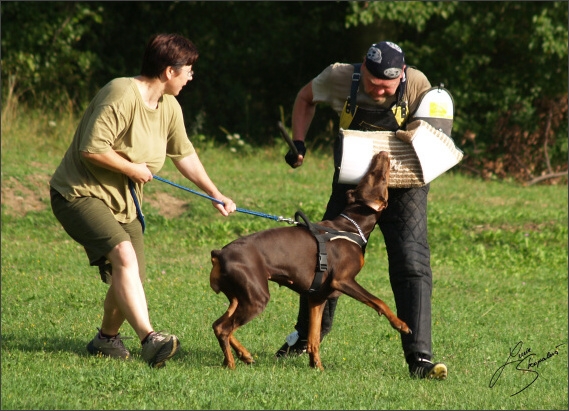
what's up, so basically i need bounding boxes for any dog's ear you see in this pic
[364,198,387,212]
[346,189,356,204]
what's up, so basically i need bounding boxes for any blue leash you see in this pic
[152,175,297,224]
[128,179,146,233]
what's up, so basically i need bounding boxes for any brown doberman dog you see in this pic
[209,151,411,370]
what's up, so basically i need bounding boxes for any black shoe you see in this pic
[408,354,447,380]
[275,331,307,358]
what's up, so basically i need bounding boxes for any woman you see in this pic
[49,33,236,368]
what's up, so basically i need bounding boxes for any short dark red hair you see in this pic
[140,33,199,78]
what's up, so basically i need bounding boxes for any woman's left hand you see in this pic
[213,195,236,216]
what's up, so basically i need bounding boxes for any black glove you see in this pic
[284,140,307,168]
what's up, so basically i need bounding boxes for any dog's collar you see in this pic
[339,213,368,245]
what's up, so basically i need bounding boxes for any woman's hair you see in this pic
[140,33,199,78]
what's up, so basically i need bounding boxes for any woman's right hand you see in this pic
[82,151,153,183]
[128,162,153,184]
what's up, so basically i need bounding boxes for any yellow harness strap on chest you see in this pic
[339,101,353,129]
[340,100,407,130]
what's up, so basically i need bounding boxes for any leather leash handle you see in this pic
[278,121,298,156]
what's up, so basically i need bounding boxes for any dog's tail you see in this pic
[210,250,222,293]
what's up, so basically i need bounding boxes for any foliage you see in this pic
[346,1,460,31]
[1,1,567,183]
[2,1,358,142]
[0,2,103,110]
[345,1,568,183]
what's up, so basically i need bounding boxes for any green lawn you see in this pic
[1,111,567,409]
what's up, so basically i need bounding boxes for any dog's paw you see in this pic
[391,319,412,334]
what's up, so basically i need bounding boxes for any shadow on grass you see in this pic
[0,333,221,365]
[1,332,330,371]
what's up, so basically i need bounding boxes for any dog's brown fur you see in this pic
[210,151,411,370]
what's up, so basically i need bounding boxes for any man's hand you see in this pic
[285,140,306,168]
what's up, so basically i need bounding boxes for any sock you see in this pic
[99,330,118,339]
[141,331,155,345]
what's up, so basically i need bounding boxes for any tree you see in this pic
[345,1,568,183]
[1,2,103,110]
[2,1,566,183]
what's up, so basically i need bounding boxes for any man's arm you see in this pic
[287,81,317,168]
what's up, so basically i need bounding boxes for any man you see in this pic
[278,41,447,380]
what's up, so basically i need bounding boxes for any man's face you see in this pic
[361,62,404,101]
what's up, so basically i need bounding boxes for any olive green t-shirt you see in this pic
[50,77,195,223]
[311,63,431,116]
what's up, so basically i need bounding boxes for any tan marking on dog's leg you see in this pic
[307,300,325,370]
[229,334,254,365]
[213,296,241,369]
[329,277,411,335]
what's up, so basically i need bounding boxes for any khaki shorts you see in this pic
[50,187,146,283]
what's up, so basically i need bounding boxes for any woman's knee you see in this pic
[107,241,138,269]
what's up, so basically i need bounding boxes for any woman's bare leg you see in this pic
[100,241,153,341]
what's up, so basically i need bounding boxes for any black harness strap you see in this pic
[294,210,366,294]
[348,64,361,115]
[295,211,327,293]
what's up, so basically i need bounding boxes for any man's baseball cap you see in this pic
[364,41,405,80]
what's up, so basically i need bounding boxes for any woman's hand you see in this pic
[213,195,236,216]
[81,151,152,183]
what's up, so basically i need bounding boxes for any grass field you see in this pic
[1,110,568,409]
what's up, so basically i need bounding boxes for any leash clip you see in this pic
[278,216,298,225]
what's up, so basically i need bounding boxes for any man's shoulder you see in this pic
[311,63,354,110]
[330,62,356,70]
[405,67,431,94]
[313,63,354,88]
[406,66,429,81]
[319,62,355,78]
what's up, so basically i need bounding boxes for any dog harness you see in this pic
[294,210,367,293]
